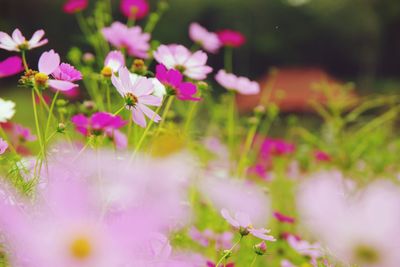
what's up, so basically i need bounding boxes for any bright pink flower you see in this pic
[273,211,295,224]
[156,64,200,101]
[63,0,88,14]
[52,63,82,82]
[217,29,246,48]
[71,112,126,136]
[248,164,270,180]
[207,261,234,267]
[221,209,276,241]
[111,67,161,127]
[0,56,24,78]
[0,138,8,155]
[102,22,150,58]
[153,44,213,80]
[314,150,331,162]
[35,50,79,91]
[120,0,150,20]
[189,23,221,54]
[260,138,296,159]
[215,69,260,95]
[0,28,48,51]
[13,123,36,142]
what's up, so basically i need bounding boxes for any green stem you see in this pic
[215,236,242,266]
[113,106,125,116]
[249,255,258,267]
[236,120,260,178]
[134,104,163,153]
[21,50,29,71]
[32,90,45,161]
[45,91,59,141]
[105,81,112,111]
[183,101,199,134]
[157,96,174,131]
[224,46,233,73]
[227,92,236,159]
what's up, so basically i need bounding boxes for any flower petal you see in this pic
[38,50,60,74]
[131,107,146,128]
[48,79,77,91]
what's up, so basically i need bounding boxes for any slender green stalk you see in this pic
[105,80,112,111]
[215,236,242,266]
[113,106,125,116]
[183,101,199,134]
[236,120,260,178]
[157,96,174,131]
[227,92,236,158]
[249,255,258,267]
[32,90,44,155]
[224,47,233,73]
[134,104,163,154]
[21,50,29,71]
[44,91,59,141]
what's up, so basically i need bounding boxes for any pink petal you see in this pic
[221,209,240,228]
[138,104,161,123]
[28,29,45,45]
[0,32,17,50]
[139,95,162,106]
[131,107,146,128]
[38,50,60,74]
[0,56,24,78]
[48,79,77,91]
[11,29,25,44]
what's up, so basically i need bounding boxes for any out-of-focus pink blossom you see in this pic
[0,28,48,51]
[221,209,276,241]
[189,227,233,249]
[314,150,331,162]
[281,259,296,267]
[207,261,235,267]
[156,64,200,101]
[63,0,88,14]
[273,211,295,224]
[215,70,260,95]
[102,50,125,75]
[286,234,322,259]
[0,138,8,155]
[0,56,23,78]
[153,44,212,80]
[189,23,221,54]
[71,112,126,136]
[102,22,150,58]
[120,0,150,20]
[248,164,271,180]
[217,29,246,48]
[13,123,37,142]
[35,50,79,91]
[111,67,161,127]
[260,138,296,159]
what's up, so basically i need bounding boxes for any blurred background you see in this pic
[1,0,400,102]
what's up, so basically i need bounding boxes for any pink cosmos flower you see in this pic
[0,56,24,78]
[153,44,213,80]
[221,209,276,241]
[0,28,48,51]
[111,67,161,127]
[0,138,8,155]
[102,50,125,76]
[35,50,79,91]
[102,22,150,58]
[248,164,270,180]
[189,227,233,249]
[215,70,260,95]
[314,150,331,162]
[260,138,296,159]
[273,211,295,224]
[120,0,150,20]
[286,234,322,260]
[156,64,200,101]
[217,29,246,48]
[189,23,221,54]
[63,0,88,14]
[13,123,37,142]
[207,261,234,267]
[71,112,126,136]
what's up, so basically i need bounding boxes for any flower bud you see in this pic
[253,241,267,255]
[57,123,66,133]
[131,59,148,75]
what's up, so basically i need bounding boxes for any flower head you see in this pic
[314,150,331,162]
[260,138,296,159]
[0,29,48,51]
[13,123,37,142]
[102,50,125,77]
[0,56,24,78]
[102,22,150,58]
[36,50,80,91]
[0,138,8,155]
[189,23,221,54]
[63,0,88,14]
[111,67,162,127]
[273,211,295,224]
[221,209,276,241]
[217,29,246,48]
[0,98,16,123]
[71,112,126,136]
[153,44,212,80]
[156,64,200,101]
[215,70,260,95]
[120,0,150,20]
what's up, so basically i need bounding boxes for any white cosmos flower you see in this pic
[0,98,16,122]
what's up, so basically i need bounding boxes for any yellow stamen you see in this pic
[101,66,113,77]
[70,237,92,260]
[34,72,49,85]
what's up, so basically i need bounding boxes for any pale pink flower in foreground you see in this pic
[286,234,322,259]
[102,50,125,76]
[102,22,150,58]
[153,44,213,80]
[221,209,276,241]
[298,172,400,267]
[35,50,79,91]
[0,98,16,123]
[189,23,221,54]
[0,138,8,155]
[215,70,260,95]
[0,56,24,78]
[0,28,47,51]
[111,67,161,127]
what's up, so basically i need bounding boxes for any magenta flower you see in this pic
[13,123,37,142]
[260,138,295,159]
[314,150,331,162]
[153,44,213,80]
[215,70,260,95]
[217,29,246,48]
[273,211,295,224]
[0,29,48,51]
[63,0,88,14]
[71,112,126,136]
[102,22,150,58]
[155,64,200,101]
[221,209,276,241]
[111,67,162,127]
[34,50,79,91]
[0,138,8,155]
[102,50,125,76]
[189,23,221,54]
[0,56,24,78]
[120,0,150,20]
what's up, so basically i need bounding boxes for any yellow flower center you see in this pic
[125,93,138,107]
[101,66,113,77]
[34,72,49,85]
[354,245,380,264]
[18,41,29,50]
[70,236,92,260]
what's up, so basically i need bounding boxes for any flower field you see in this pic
[1,0,400,266]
